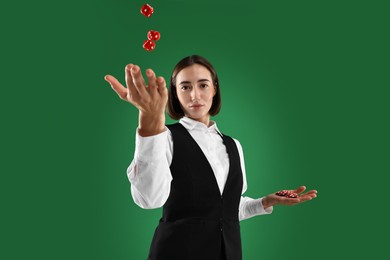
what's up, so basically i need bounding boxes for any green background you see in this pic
[2,0,389,259]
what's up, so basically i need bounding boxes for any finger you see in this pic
[131,65,149,97]
[299,194,313,201]
[298,193,317,202]
[294,186,306,194]
[105,75,128,100]
[156,76,167,97]
[125,64,140,101]
[145,69,158,98]
[301,190,317,198]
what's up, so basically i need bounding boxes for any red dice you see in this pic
[143,39,155,51]
[140,4,154,18]
[147,30,161,41]
[140,4,160,51]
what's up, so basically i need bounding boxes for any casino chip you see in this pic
[286,192,298,198]
[275,190,288,196]
[275,190,299,198]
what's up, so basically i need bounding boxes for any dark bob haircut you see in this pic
[167,55,222,120]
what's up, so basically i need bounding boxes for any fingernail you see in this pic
[132,66,138,72]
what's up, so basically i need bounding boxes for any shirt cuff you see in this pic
[246,197,273,216]
[259,197,274,214]
[134,127,168,163]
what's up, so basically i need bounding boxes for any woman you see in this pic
[105,55,317,260]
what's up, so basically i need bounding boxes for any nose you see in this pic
[190,86,201,101]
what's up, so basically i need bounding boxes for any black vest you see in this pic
[148,123,243,260]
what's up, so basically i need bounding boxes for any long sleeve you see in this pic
[127,117,274,218]
[239,197,273,221]
[233,139,273,221]
[127,127,173,209]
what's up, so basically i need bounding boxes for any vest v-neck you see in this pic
[176,123,232,197]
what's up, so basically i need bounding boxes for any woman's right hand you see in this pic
[105,64,168,136]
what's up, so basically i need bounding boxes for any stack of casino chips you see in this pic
[275,190,298,198]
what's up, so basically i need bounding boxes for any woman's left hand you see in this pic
[262,186,317,208]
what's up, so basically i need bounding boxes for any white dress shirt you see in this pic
[127,116,273,221]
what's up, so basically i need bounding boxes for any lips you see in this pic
[190,104,204,108]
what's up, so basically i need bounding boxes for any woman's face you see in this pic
[175,64,216,126]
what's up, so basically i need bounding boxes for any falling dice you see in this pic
[147,30,161,41]
[275,190,288,196]
[143,39,155,51]
[140,4,154,18]
[139,5,160,51]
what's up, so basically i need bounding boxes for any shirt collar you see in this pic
[179,116,223,136]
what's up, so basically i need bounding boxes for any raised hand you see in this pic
[105,64,168,136]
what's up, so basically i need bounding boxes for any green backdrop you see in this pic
[2,0,389,259]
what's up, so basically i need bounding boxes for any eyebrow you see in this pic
[178,79,210,85]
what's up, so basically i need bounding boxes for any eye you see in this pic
[200,83,208,88]
[181,85,190,91]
